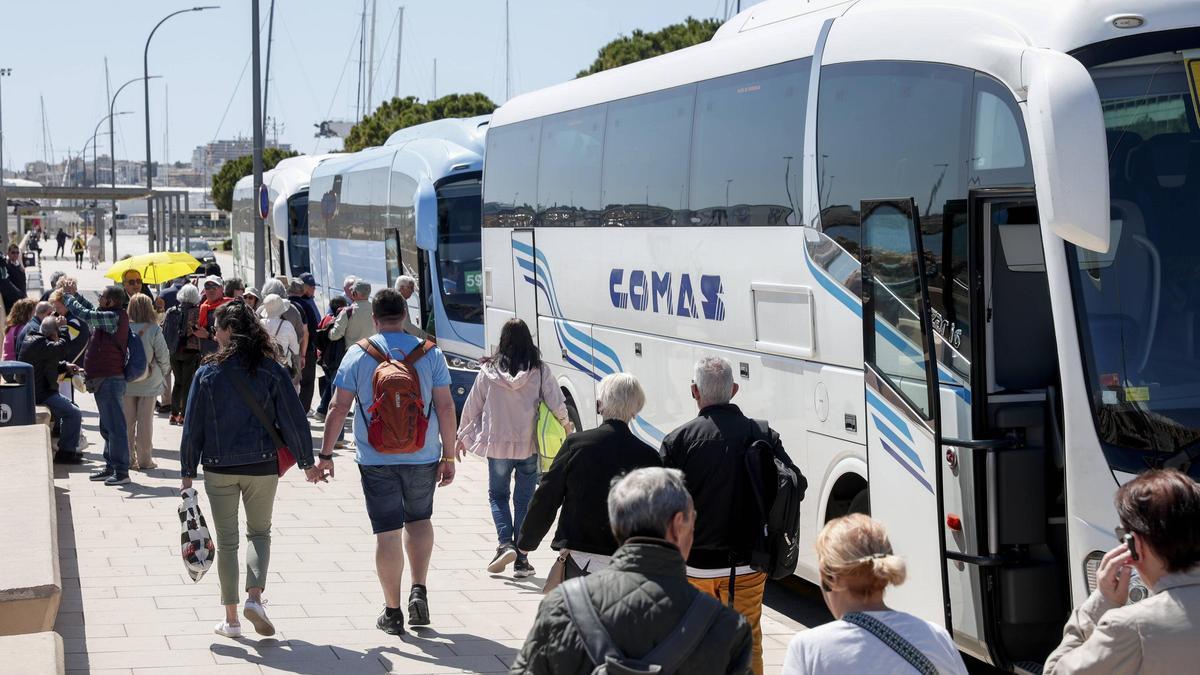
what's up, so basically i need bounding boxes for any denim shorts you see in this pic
[358,462,439,534]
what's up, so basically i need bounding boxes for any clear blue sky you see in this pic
[0,0,757,172]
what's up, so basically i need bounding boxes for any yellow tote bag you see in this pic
[535,401,567,472]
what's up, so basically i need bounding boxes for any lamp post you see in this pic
[112,76,159,261]
[144,6,217,252]
[0,67,11,249]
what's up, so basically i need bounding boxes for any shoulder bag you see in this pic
[841,612,938,675]
[533,365,567,472]
[228,367,297,476]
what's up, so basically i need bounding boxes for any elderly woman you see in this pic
[260,294,300,389]
[517,372,661,579]
[163,283,203,425]
[781,514,967,674]
[123,294,170,470]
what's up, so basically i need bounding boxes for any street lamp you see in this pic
[144,6,218,251]
[0,67,12,248]
[91,112,131,188]
[111,75,160,261]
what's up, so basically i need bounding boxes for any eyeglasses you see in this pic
[125,279,142,286]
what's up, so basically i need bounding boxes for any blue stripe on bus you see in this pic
[866,389,914,441]
[880,437,934,494]
[871,413,923,470]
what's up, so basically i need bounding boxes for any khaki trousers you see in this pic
[204,472,279,606]
[689,571,768,675]
[121,395,156,469]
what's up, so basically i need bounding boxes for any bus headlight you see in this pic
[1083,550,1105,594]
[448,355,481,371]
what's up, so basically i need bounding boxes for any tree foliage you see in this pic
[577,17,721,78]
[343,93,497,152]
[210,147,300,212]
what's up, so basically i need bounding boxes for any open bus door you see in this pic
[859,198,951,629]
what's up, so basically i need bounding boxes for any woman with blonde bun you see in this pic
[781,514,967,675]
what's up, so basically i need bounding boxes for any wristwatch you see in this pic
[440,456,457,463]
[318,453,334,461]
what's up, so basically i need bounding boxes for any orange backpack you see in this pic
[354,338,435,453]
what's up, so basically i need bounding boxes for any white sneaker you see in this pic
[243,599,275,636]
[214,621,242,638]
[76,435,89,452]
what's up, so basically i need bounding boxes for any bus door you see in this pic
[286,192,310,278]
[510,229,539,344]
[859,198,950,628]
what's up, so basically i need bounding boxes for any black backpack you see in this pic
[744,420,807,580]
[561,578,727,675]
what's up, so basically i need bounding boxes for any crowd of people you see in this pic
[9,248,1197,675]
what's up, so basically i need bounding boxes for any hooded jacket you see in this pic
[511,537,752,675]
[456,363,569,460]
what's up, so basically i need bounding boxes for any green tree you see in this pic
[577,17,721,78]
[210,147,300,212]
[343,92,497,152]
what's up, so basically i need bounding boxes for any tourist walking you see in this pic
[328,278,375,346]
[4,244,27,300]
[122,295,169,471]
[71,234,85,269]
[242,287,260,312]
[59,286,133,486]
[3,298,35,360]
[661,356,792,675]
[292,274,322,412]
[313,295,349,420]
[1044,469,1200,674]
[86,232,101,269]
[162,284,202,426]
[319,288,456,635]
[781,514,967,675]
[18,315,87,463]
[456,318,572,578]
[180,301,322,639]
[259,294,300,390]
[195,276,232,354]
[513,467,753,675]
[55,228,68,259]
[516,372,658,580]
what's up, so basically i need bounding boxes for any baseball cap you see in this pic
[287,278,306,296]
[244,287,261,299]
[202,275,223,288]
[299,272,317,288]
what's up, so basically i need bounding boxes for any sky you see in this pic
[0,0,758,173]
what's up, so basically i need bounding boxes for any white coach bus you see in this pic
[480,0,1200,670]
[231,154,338,282]
[307,116,490,409]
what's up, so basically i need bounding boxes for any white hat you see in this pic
[202,275,222,288]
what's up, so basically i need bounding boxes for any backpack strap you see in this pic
[561,578,623,668]
[842,612,938,675]
[403,339,435,367]
[642,591,724,675]
[356,337,390,363]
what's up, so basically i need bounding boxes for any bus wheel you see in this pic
[565,397,583,433]
[848,489,870,516]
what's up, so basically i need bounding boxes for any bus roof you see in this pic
[233,153,339,197]
[492,0,1196,128]
[313,115,488,185]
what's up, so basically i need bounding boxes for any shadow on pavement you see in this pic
[210,632,515,673]
[52,482,88,670]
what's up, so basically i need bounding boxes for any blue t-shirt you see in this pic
[334,331,450,465]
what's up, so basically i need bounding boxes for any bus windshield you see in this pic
[436,178,483,325]
[1072,47,1200,467]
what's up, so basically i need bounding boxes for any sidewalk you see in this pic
[43,243,807,674]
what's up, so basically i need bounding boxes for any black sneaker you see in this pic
[376,607,405,635]
[104,473,131,486]
[407,585,430,626]
[487,544,517,574]
[513,557,536,579]
[89,469,114,482]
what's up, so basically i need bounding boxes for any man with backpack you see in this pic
[661,356,805,675]
[513,467,753,674]
[60,286,144,486]
[318,288,457,635]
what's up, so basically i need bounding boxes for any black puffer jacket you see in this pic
[511,538,752,675]
[661,403,787,570]
[18,326,86,404]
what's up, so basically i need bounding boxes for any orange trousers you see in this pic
[689,571,767,675]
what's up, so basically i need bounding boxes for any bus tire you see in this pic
[848,489,870,516]
[565,398,583,433]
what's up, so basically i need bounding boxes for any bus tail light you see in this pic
[946,514,962,532]
[1083,550,1105,594]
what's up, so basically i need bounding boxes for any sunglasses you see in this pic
[1115,525,1141,561]
[125,279,142,286]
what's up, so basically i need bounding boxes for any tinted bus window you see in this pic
[818,61,972,262]
[690,59,809,226]
[602,85,696,226]
[538,106,606,227]
[483,120,541,228]
[437,178,484,324]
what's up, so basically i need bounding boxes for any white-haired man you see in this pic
[329,279,375,346]
[661,356,790,675]
[393,275,428,340]
[514,467,752,674]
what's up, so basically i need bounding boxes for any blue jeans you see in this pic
[488,455,538,546]
[43,393,81,455]
[95,377,129,474]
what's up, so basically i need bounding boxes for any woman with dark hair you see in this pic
[456,318,572,578]
[180,300,323,639]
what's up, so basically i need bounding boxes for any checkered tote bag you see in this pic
[178,487,215,582]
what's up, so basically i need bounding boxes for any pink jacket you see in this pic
[456,363,569,460]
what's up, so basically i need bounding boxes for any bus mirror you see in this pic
[1022,48,1111,254]
[415,178,438,250]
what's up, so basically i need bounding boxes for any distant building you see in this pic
[192,138,292,178]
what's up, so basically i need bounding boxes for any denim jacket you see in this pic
[180,354,315,478]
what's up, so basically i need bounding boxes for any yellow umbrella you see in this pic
[105,251,202,285]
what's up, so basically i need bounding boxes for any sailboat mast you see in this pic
[367,0,376,112]
[394,6,404,100]
[505,0,511,101]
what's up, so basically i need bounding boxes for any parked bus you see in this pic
[231,154,337,282]
[307,116,489,410]
[479,0,1200,670]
